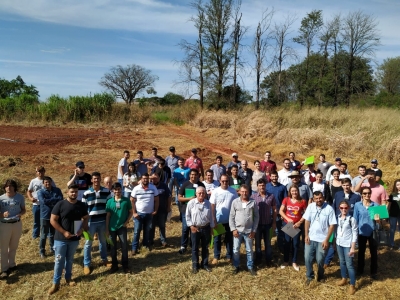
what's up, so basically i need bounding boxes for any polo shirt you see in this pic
[106,196,132,231]
[209,186,237,224]
[266,182,288,209]
[303,202,337,243]
[81,187,112,223]
[184,156,203,171]
[131,183,159,214]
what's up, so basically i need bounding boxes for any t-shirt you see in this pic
[178,181,205,214]
[229,176,243,189]
[303,202,337,242]
[202,180,220,197]
[184,156,203,171]
[154,182,171,214]
[123,172,140,193]
[210,164,226,181]
[209,186,237,224]
[134,158,150,177]
[281,197,307,223]
[131,183,159,214]
[317,161,333,179]
[260,160,277,173]
[106,196,132,231]
[152,166,171,184]
[0,193,25,221]
[361,183,388,205]
[165,155,180,174]
[117,158,129,179]
[69,173,92,201]
[388,193,400,217]
[173,167,191,187]
[28,177,56,205]
[52,200,88,241]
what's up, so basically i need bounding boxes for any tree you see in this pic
[341,10,380,106]
[0,75,39,99]
[376,57,400,95]
[99,64,158,105]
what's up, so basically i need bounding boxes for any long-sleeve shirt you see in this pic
[336,215,358,247]
[229,198,259,234]
[253,192,276,225]
[353,201,377,236]
[186,198,214,228]
[37,187,63,219]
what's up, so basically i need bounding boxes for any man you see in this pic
[130,173,159,255]
[186,187,215,274]
[302,163,317,185]
[209,175,237,264]
[351,165,367,189]
[185,148,204,180]
[266,171,288,253]
[278,158,292,186]
[103,176,114,197]
[339,163,352,180]
[151,158,171,185]
[37,177,63,259]
[366,159,383,183]
[253,179,276,267]
[354,169,388,205]
[229,165,243,193]
[149,173,171,247]
[317,154,332,180]
[105,182,133,274]
[67,161,92,201]
[134,151,151,176]
[27,166,55,239]
[289,152,302,171]
[202,169,220,198]
[229,185,260,276]
[177,169,205,254]
[81,172,112,274]
[326,158,346,182]
[260,151,277,177]
[210,156,226,181]
[148,147,158,164]
[48,184,89,295]
[238,160,253,193]
[286,171,313,203]
[226,153,241,175]
[303,191,337,284]
[117,150,130,188]
[173,158,191,205]
[165,146,180,204]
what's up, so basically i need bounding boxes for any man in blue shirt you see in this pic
[173,158,191,205]
[165,146,180,203]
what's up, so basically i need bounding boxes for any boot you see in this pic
[48,283,60,295]
[348,285,356,295]
[336,278,347,286]
[66,279,76,286]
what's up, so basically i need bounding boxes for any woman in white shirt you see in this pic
[123,162,140,198]
[335,200,358,295]
[309,171,331,204]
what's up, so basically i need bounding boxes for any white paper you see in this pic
[281,223,301,238]
[74,220,82,234]
[193,184,198,188]
[233,179,238,184]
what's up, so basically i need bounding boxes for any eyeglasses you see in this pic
[362,192,371,195]
[339,207,348,210]
[221,180,229,183]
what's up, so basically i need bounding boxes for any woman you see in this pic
[309,171,331,204]
[335,200,358,295]
[0,179,26,279]
[251,160,266,194]
[353,186,379,280]
[388,179,400,249]
[279,185,307,271]
[123,162,140,198]
[329,169,343,203]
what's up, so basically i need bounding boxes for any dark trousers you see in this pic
[150,212,167,245]
[358,233,378,275]
[191,226,211,268]
[181,212,190,248]
[110,226,128,268]
[39,219,55,255]
[213,223,233,259]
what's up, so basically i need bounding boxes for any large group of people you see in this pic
[0,148,399,296]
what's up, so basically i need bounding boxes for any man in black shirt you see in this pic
[151,158,172,185]
[67,161,92,201]
[48,184,89,295]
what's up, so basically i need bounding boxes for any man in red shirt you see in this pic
[184,148,204,180]
[260,151,277,180]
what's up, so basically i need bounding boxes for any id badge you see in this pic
[242,203,247,209]
[233,179,238,184]
[339,231,343,237]
[116,202,121,209]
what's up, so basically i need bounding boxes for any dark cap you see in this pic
[169,146,175,151]
[191,148,197,152]
[371,159,378,164]
[76,161,85,168]
[335,157,341,162]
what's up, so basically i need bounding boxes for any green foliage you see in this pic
[376,57,400,95]
[162,92,184,105]
[0,75,39,99]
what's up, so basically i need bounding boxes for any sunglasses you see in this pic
[339,207,348,210]
[362,192,371,195]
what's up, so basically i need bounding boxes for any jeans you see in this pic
[180,212,190,249]
[276,219,285,253]
[233,232,254,269]
[213,223,233,259]
[118,179,124,194]
[32,205,41,238]
[84,221,107,266]
[324,244,336,265]
[39,219,55,255]
[132,213,153,251]
[191,225,211,268]
[110,226,128,268]
[283,222,301,263]
[53,239,79,284]
[337,245,356,285]
[150,212,167,245]
[358,234,378,275]
[389,216,400,247]
[255,223,272,263]
[304,241,327,280]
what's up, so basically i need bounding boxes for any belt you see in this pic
[194,224,210,229]
[1,219,20,224]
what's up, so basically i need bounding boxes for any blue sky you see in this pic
[1,0,399,101]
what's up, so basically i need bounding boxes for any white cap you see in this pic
[232,153,238,157]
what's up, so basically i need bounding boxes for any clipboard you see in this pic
[281,222,300,238]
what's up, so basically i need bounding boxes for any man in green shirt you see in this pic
[106,182,133,274]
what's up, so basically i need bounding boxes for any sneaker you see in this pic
[8,266,17,273]
[83,266,91,275]
[66,279,76,286]
[192,268,198,274]
[178,247,186,255]
[292,263,299,272]
[305,278,312,286]
[48,283,60,295]
[211,258,219,265]
[102,260,112,267]
[280,263,288,269]
[0,271,9,279]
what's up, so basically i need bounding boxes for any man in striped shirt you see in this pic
[81,172,112,275]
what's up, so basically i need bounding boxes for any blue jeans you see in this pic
[180,212,190,248]
[110,226,128,268]
[132,213,153,251]
[276,219,285,253]
[84,221,107,266]
[32,205,41,238]
[52,239,79,284]
[233,232,254,269]
[255,224,272,263]
[191,225,211,268]
[118,179,124,194]
[213,223,233,259]
[389,216,400,247]
[324,244,335,265]
[304,241,327,280]
[39,219,55,255]
[150,212,167,245]
[337,245,356,285]
[283,221,301,263]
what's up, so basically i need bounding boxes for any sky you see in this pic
[1,0,399,101]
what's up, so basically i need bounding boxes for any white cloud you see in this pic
[40,47,70,54]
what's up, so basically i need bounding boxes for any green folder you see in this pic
[213,223,226,236]
[82,231,93,241]
[329,233,334,243]
[105,234,114,246]
[230,184,240,190]
[368,205,389,220]
[185,188,195,198]
[304,156,315,165]
[209,235,214,248]
[269,227,273,240]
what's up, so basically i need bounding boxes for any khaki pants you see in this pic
[0,221,22,272]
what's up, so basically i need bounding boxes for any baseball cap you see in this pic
[335,157,342,162]
[191,148,197,152]
[169,146,175,151]
[76,161,85,168]
[232,153,238,157]
[371,159,378,164]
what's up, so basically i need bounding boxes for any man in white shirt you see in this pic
[278,158,292,186]
[117,150,130,188]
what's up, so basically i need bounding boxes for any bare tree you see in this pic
[342,10,380,106]
[99,64,158,105]
[252,8,275,109]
